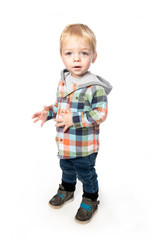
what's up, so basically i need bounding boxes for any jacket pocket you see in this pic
[70,92,85,112]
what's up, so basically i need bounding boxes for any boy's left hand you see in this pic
[54,109,73,133]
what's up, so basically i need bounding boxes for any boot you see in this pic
[49,184,74,208]
[75,197,100,223]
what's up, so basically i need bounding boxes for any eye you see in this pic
[66,52,72,55]
[82,52,88,55]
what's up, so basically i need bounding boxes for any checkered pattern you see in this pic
[47,78,108,159]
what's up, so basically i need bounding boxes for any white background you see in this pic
[0,0,160,239]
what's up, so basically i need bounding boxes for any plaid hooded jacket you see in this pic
[47,69,112,159]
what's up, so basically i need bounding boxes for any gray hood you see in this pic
[61,69,112,95]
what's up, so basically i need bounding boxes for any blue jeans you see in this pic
[60,153,98,194]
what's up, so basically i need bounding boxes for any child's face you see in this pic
[61,37,97,78]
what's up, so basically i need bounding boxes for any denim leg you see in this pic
[60,159,77,185]
[74,153,99,194]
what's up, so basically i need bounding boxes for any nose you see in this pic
[73,54,80,62]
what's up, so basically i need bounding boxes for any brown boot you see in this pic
[49,184,74,208]
[75,197,100,223]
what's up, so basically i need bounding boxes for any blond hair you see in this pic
[60,24,97,55]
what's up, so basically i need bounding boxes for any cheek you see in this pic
[62,58,71,67]
[83,58,92,67]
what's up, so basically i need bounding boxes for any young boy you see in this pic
[32,24,112,223]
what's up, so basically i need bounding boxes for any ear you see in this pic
[92,53,97,63]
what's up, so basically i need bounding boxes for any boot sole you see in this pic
[74,208,98,224]
[48,197,74,209]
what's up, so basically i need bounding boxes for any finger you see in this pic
[32,113,38,119]
[54,118,64,123]
[63,126,68,133]
[55,122,65,127]
[32,112,41,119]
[33,118,40,123]
[41,120,45,127]
[44,105,49,111]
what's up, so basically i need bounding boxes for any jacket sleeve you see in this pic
[72,86,108,128]
[46,102,58,121]
[46,83,59,121]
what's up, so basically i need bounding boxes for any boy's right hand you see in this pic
[32,106,49,127]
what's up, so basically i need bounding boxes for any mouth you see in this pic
[73,66,82,69]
